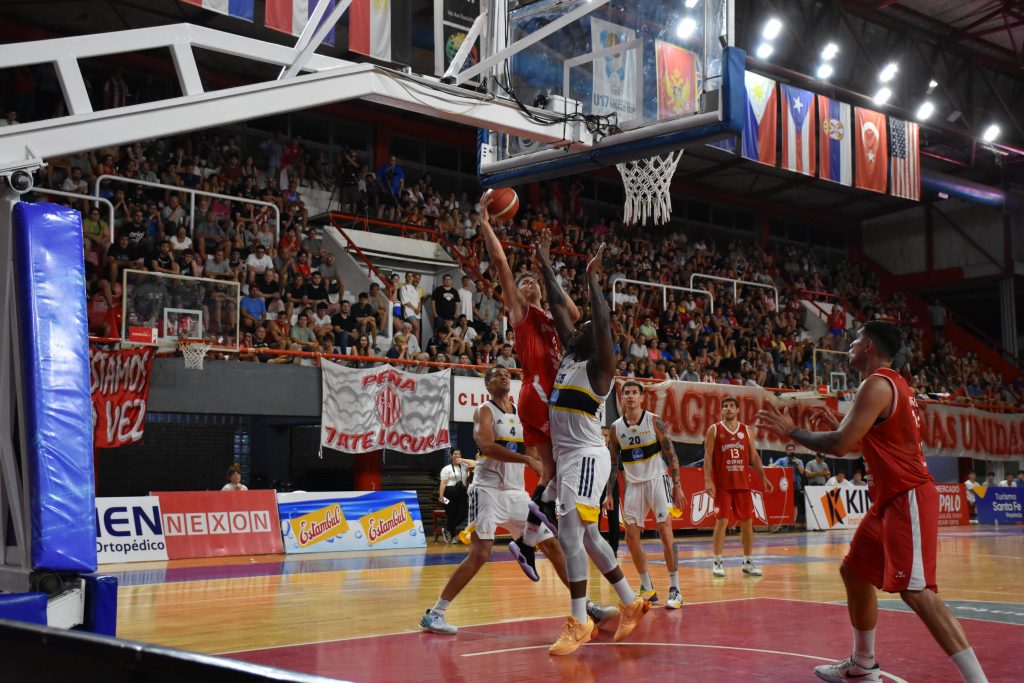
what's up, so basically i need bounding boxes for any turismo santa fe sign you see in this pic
[975,486,1024,525]
[277,490,426,553]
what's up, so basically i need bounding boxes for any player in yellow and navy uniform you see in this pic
[608,379,685,609]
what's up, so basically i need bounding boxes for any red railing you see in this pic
[326,220,395,298]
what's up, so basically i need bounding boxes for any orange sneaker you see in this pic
[549,616,598,656]
[613,596,651,642]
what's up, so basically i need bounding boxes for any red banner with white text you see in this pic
[153,490,283,560]
[90,347,154,449]
[621,380,835,456]
[934,484,970,526]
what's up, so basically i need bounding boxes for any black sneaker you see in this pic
[508,539,539,581]
[528,499,559,535]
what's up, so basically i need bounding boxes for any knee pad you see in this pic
[583,522,618,574]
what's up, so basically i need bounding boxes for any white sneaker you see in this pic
[712,559,725,577]
[665,587,683,609]
[419,609,457,635]
[813,657,882,682]
[742,559,762,576]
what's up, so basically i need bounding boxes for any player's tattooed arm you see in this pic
[654,416,680,487]
[604,435,622,510]
[536,229,575,348]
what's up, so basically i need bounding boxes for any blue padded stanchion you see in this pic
[0,593,48,626]
[13,202,96,572]
[80,574,118,636]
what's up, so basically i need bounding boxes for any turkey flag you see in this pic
[854,107,888,194]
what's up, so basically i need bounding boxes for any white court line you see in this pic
[217,597,760,655]
[460,642,910,683]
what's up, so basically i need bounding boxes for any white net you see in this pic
[181,340,214,370]
[616,150,685,226]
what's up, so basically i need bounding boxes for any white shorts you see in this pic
[467,485,555,542]
[555,446,612,524]
[623,475,672,526]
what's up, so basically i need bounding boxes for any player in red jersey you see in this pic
[758,321,986,683]
[478,192,580,575]
[703,396,772,578]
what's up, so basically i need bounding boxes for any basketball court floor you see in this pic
[103,525,1023,681]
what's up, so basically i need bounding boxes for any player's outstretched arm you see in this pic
[655,416,686,511]
[585,244,614,396]
[703,424,717,499]
[478,191,526,325]
[473,406,540,474]
[536,229,575,348]
[536,228,581,324]
[755,377,893,457]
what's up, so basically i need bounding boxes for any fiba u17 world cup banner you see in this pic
[321,364,451,454]
[90,347,155,449]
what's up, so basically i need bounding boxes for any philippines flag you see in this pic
[265,0,337,45]
[350,0,412,65]
[780,84,816,176]
[889,117,920,201]
[817,96,851,186]
[855,107,888,194]
[742,71,777,166]
[179,0,253,22]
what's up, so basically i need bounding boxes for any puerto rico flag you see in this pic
[179,0,253,21]
[742,71,777,166]
[350,0,411,65]
[780,84,816,176]
[817,96,852,186]
[855,107,888,194]
[889,117,920,201]
[265,0,337,45]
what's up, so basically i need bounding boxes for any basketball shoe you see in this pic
[742,559,763,576]
[528,499,559,536]
[612,596,651,642]
[508,539,539,582]
[549,616,598,656]
[712,559,725,577]
[637,587,659,604]
[586,601,619,626]
[419,609,457,635]
[813,657,883,682]
[665,587,683,610]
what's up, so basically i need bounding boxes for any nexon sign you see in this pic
[153,490,284,559]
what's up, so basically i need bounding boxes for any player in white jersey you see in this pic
[606,380,685,609]
[536,235,650,655]
[420,366,616,635]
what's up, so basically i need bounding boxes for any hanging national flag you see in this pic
[889,117,920,201]
[742,71,777,166]
[855,107,888,194]
[817,96,852,186]
[179,0,253,22]
[655,40,697,120]
[265,0,337,46]
[350,0,412,65]
[780,84,816,176]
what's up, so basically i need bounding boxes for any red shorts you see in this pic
[714,488,754,521]
[844,483,938,593]
[517,388,550,448]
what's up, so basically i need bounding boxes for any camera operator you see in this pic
[376,154,404,222]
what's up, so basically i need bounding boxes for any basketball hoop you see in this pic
[616,150,684,226]
[180,339,214,370]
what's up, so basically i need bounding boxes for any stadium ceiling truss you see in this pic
[736,0,1024,168]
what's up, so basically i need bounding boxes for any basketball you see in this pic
[488,188,519,222]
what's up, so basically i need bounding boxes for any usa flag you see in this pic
[889,117,920,201]
[781,84,816,176]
